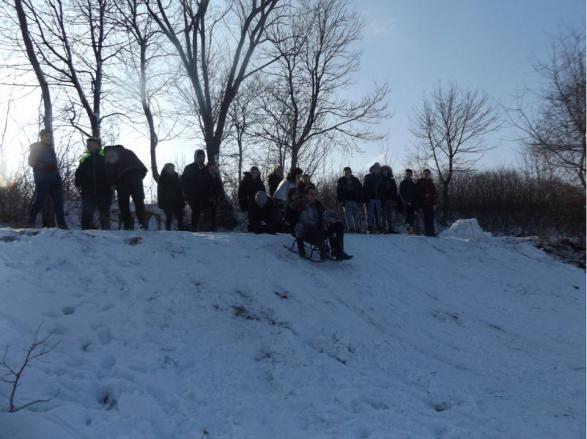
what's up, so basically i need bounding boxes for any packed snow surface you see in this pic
[0,229,584,439]
[439,218,492,241]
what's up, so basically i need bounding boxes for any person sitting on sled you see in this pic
[290,184,353,261]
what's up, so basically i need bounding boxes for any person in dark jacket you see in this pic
[290,184,352,261]
[238,166,266,230]
[204,163,224,231]
[363,162,383,233]
[27,129,68,229]
[248,191,279,234]
[238,166,266,212]
[399,169,417,234]
[267,165,284,197]
[180,149,209,231]
[75,137,112,229]
[104,144,148,230]
[336,167,363,233]
[157,163,185,231]
[416,169,438,236]
[380,165,399,233]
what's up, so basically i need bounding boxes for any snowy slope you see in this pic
[0,228,584,439]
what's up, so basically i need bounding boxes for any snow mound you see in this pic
[440,218,492,241]
[0,229,584,439]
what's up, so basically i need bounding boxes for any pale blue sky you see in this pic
[0,0,585,183]
[342,0,586,173]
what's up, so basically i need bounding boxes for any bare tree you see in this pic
[114,0,174,181]
[225,76,266,182]
[24,0,123,138]
[411,83,499,224]
[13,0,53,132]
[510,30,586,188]
[146,0,282,165]
[257,0,388,174]
[0,324,60,413]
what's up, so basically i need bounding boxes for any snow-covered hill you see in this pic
[0,228,584,439]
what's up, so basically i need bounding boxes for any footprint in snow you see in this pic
[62,306,75,315]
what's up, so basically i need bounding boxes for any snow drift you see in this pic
[0,229,584,439]
[439,218,492,241]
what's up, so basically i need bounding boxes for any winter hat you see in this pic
[194,149,205,159]
[255,191,268,208]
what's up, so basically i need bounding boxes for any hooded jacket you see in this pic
[157,170,185,210]
[336,175,363,203]
[380,174,399,202]
[180,161,209,204]
[363,166,383,200]
[104,145,147,186]
[75,148,110,197]
[28,141,61,184]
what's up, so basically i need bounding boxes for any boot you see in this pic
[296,240,306,258]
[334,249,353,261]
[319,244,329,261]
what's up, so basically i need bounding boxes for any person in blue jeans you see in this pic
[363,162,383,233]
[399,169,417,234]
[27,129,67,229]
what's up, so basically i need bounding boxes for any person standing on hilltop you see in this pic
[75,137,112,229]
[336,167,363,233]
[238,166,266,213]
[157,163,185,231]
[104,144,148,230]
[399,169,417,234]
[27,128,68,229]
[416,169,438,237]
[180,149,210,232]
[363,162,383,233]
[380,165,399,233]
[205,162,224,231]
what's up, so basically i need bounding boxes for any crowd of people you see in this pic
[338,162,439,237]
[27,131,439,261]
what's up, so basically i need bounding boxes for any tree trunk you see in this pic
[441,180,450,226]
[206,139,220,165]
[237,136,243,183]
[142,93,158,181]
[289,145,299,170]
[139,44,159,182]
[15,0,53,132]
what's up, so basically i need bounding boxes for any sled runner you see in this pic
[283,239,331,262]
